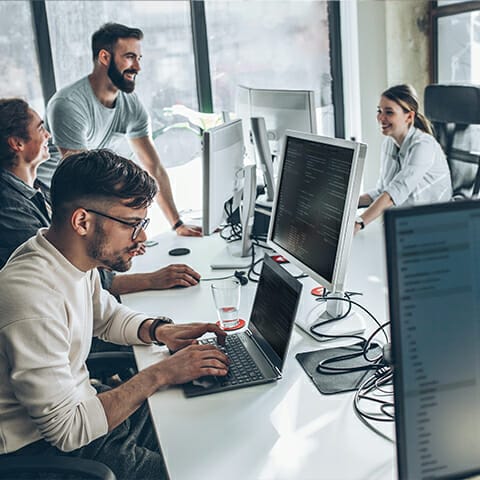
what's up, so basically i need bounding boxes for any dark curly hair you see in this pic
[50,149,158,224]
[0,98,31,168]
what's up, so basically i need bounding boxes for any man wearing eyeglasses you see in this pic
[0,149,229,480]
[0,98,200,294]
[37,22,202,237]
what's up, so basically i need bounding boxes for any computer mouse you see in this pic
[168,247,190,256]
[234,270,248,286]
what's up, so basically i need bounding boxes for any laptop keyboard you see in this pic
[201,335,265,386]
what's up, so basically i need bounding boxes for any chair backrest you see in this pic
[424,84,480,199]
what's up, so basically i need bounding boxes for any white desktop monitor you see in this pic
[236,85,317,155]
[267,131,366,317]
[202,119,245,235]
[236,86,317,201]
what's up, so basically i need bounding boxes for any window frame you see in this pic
[430,0,480,82]
[29,0,344,135]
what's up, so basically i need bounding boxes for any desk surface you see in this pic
[122,222,395,480]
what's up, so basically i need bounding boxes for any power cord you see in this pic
[353,367,395,443]
[309,294,390,378]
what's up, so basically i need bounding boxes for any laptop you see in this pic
[183,254,302,397]
[385,201,480,480]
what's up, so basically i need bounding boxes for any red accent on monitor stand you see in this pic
[310,286,325,297]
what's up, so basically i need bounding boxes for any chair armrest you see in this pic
[86,352,137,383]
[0,455,116,480]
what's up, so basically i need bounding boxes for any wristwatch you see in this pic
[149,316,174,346]
[172,219,184,231]
[355,216,365,230]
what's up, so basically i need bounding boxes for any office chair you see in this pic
[424,84,480,199]
[0,455,116,479]
[86,351,137,385]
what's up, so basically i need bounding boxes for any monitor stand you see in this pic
[210,243,253,270]
[210,165,256,270]
[255,194,273,211]
[295,291,366,341]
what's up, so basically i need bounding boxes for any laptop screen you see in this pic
[249,255,302,369]
[385,201,480,480]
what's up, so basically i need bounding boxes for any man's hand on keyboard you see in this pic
[156,322,227,352]
[159,344,230,385]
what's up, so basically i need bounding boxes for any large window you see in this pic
[3,1,340,234]
[45,1,199,169]
[433,1,480,83]
[205,0,334,136]
[437,10,480,83]
[0,1,44,114]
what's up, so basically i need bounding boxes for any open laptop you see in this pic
[385,200,480,480]
[183,254,302,397]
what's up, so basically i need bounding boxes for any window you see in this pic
[205,1,334,136]
[432,1,480,83]
[45,1,200,169]
[45,1,201,233]
[0,1,44,114]
[437,10,480,83]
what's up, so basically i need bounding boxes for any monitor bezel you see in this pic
[385,200,480,480]
[267,130,366,293]
[202,119,245,235]
[236,84,317,167]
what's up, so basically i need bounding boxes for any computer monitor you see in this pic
[385,201,480,480]
[236,86,317,202]
[202,119,245,235]
[267,131,366,336]
[202,119,257,268]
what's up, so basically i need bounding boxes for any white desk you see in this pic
[122,222,395,480]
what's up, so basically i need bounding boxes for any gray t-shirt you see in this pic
[37,76,151,185]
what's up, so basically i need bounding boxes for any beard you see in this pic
[88,222,137,272]
[107,57,137,94]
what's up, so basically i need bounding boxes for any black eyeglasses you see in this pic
[85,209,150,241]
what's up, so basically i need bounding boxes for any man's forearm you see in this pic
[109,273,153,296]
[97,362,169,431]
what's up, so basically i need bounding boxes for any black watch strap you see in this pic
[149,316,174,346]
[355,216,365,230]
[172,219,184,231]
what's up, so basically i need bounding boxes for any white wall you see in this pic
[352,0,430,190]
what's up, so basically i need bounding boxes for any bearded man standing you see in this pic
[38,22,201,237]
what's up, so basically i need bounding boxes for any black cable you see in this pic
[353,369,395,443]
[314,295,389,344]
[247,243,264,283]
[309,294,390,377]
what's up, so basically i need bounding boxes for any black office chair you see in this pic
[0,455,116,479]
[424,83,480,199]
[86,351,137,385]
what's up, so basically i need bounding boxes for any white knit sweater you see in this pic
[0,229,150,453]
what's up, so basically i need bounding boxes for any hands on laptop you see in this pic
[156,322,227,352]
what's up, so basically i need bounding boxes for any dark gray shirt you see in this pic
[0,169,114,290]
[0,169,51,268]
